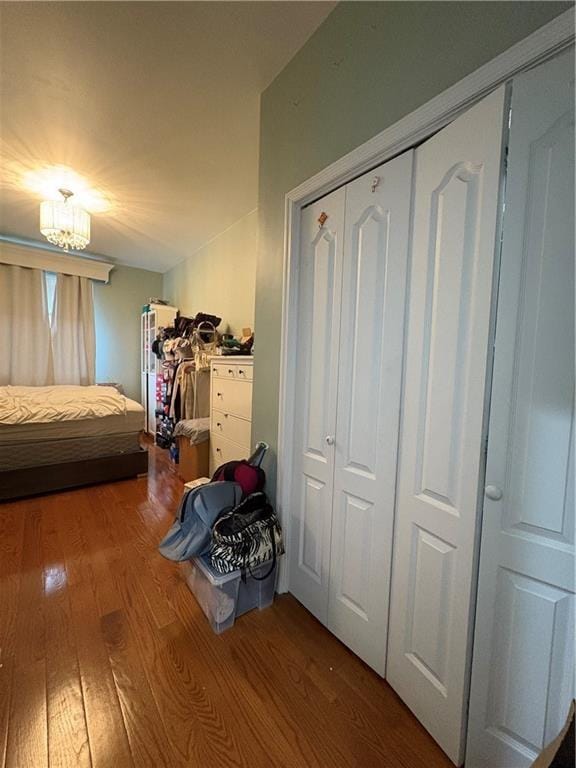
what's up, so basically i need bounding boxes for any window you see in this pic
[45,271,57,327]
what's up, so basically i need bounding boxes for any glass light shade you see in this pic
[40,199,90,250]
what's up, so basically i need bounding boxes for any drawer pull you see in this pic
[238,369,245,375]
[217,392,223,397]
[216,447,222,453]
[216,422,222,428]
[228,368,234,374]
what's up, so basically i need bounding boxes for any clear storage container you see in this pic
[182,555,277,634]
[236,560,277,617]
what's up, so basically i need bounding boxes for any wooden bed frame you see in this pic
[0,448,149,501]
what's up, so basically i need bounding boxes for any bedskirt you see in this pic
[0,432,143,471]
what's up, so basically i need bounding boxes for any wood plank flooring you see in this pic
[0,443,452,768]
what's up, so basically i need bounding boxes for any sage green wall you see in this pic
[253,1,571,490]
[163,210,257,337]
[94,264,163,402]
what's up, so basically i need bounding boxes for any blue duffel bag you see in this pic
[158,481,242,561]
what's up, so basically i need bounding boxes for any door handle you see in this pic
[325,435,335,446]
[485,485,503,501]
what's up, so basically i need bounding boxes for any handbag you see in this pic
[211,459,265,497]
[158,481,243,561]
[210,441,269,497]
[209,492,284,579]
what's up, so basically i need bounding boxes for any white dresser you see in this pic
[209,356,253,474]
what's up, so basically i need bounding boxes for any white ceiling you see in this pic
[0,1,335,272]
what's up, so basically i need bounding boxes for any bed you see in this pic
[0,385,148,500]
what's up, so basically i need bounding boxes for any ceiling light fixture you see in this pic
[40,188,91,251]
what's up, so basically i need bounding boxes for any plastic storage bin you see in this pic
[236,561,277,617]
[182,555,277,634]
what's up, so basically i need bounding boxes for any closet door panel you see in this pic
[467,50,575,768]
[289,188,345,624]
[328,151,413,675]
[387,87,506,764]
[417,162,482,508]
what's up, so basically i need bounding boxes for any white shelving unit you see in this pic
[141,303,178,434]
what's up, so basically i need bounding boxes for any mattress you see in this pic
[0,432,143,471]
[0,397,144,445]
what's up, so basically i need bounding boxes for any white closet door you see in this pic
[289,188,345,623]
[466,50,575,768]
[386,87,506,765]
[328,151,413,675]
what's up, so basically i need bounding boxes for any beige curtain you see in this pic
[52,273,96,385]
[0,263,53,385]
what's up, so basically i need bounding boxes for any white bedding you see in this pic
[0,398,144,444]
[0,385,127,425]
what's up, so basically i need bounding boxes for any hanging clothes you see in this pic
[169,362,210,421]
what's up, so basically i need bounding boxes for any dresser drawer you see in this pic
[211,362,253,381]
[210,435,248,474]
[211,363,236,380]
[211,378,252,420]
[234,363,252,381]
[211,409,251,447]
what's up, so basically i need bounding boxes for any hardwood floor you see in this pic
[0,443,452,768]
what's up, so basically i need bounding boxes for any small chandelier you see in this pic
[40,188,90,251]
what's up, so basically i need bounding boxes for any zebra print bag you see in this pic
[209,492,284,579]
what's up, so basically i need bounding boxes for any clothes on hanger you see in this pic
[169,361,210,422]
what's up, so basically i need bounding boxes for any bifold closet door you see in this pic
[288,188,345,624]
[328,151,413,676]
[386,86,506,765]
[466,50,575,768]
